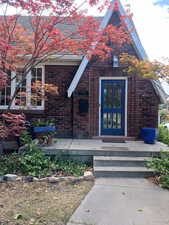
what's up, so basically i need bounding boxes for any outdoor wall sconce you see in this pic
[113,55,119,67]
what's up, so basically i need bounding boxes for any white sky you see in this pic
[87,0,169,61]
[122,0,169,61]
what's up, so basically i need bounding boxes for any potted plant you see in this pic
[32,119,56,145]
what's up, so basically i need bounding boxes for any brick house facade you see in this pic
[0,0,166,139]
[24,61,160,139]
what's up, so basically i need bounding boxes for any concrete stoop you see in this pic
[93,150,158,178]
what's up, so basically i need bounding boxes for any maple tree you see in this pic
[0,0,131,138]
[120,53,169,83]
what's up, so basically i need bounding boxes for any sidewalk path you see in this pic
[67,178,169,225]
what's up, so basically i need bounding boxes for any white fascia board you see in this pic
[151,80,167,104]
[48,54,83,61]
[67,55,89,97]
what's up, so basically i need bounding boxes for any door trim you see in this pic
[99,77,128,137]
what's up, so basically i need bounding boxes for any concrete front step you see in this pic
[44,148,160,157]
[94,166,155,178]
[94,156,149,167]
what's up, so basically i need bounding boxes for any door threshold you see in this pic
[92,136,136,141]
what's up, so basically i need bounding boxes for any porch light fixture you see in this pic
[113,55,119,67]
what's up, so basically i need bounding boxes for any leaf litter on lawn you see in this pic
[0,180,93,225]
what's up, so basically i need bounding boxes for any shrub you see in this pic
[19,130,32,145]
[158,125,169,146]
[19,141,56,177]
[146,151,169,189]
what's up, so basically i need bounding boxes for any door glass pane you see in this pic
[103,113,108,128]
[107,113,113,128]
[103,83,113,108]
[112,84,121,108]
[103,83,122,109]
[103,113,115,129]
[117,113,121,128]
[113,113,121,128]
[103,113,122,129]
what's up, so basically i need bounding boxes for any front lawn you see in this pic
[0,180,93,225]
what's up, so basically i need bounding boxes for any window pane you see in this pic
[0,89,7,105]
[0,72,11,106]
[15,70,26,106]
[31,68,43,107]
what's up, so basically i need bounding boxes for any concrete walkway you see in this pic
[67,178,169,225]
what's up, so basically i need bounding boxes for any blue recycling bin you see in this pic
[141,128,157,144]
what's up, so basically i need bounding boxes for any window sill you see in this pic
[0,106,44,111]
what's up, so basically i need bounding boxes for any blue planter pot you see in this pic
[141,128,157,144]
[33,126,56,133]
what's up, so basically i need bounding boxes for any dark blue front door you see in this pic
[101,80,125,136]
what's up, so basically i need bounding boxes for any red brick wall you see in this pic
[26,65,78,137]
[73,65,160,138]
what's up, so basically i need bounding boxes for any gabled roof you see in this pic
[67,0,167,103]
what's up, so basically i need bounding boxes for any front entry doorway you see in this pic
[100,79,126,136]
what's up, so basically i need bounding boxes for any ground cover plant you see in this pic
[0,180,93,225]
[0,131,87,177]
[0,145,87,177]
[146,151,169,189]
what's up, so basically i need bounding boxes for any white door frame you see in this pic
[99,77,128,137]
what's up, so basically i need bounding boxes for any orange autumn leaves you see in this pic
[0,113,25,138]
[0,0,130,73]
[0,0,131,109]
[120,53,169,82]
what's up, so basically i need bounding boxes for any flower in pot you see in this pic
[32,119,56,145]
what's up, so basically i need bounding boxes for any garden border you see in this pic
[0,171,94,183]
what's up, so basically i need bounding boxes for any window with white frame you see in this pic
[0,76,11,107]
[0,67,44,110]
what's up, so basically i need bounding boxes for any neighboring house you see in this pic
[0,0,167,139]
